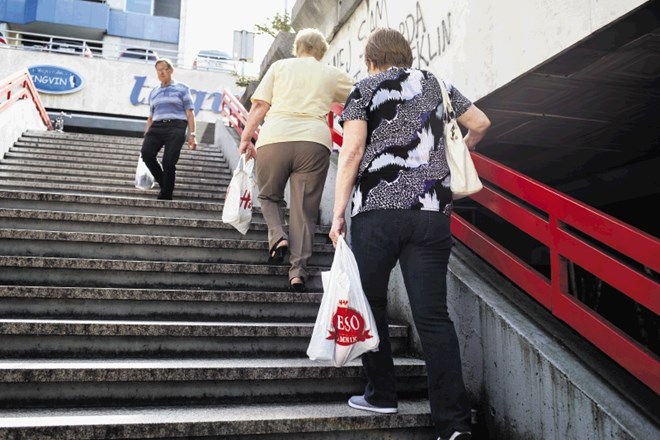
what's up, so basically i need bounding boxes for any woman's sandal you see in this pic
[267,238,288,265]
[289,276,306,293]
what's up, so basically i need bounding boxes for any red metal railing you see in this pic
[219,90,259,145]
[224,93,660,393]
[0,69,53,130]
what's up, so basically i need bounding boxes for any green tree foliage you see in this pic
[232,71,256,88]
[255,12,292,38]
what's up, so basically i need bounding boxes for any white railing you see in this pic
[0,29,183,66]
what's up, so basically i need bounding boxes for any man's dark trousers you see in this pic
[140,119,187,199]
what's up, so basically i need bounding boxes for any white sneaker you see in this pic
[347,395,398,414]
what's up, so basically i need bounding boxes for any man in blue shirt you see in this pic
[140,58,197,200]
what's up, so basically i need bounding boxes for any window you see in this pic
[126,0,152,15]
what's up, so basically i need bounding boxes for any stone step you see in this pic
[15,135,224,157]
[3,148,228,173]
[23,130,147,145]
[0,400,435,439]
[15,132,221,151]
[0,358,428,408]
[0,190,294,226]
[0,208,329,242]
[0,171,229,192]
[19,131,223,156]
[0,180,225,202]
[0,155,231,179]
[0,163,228,182]
[0,256,323,291]
[10,142,226,165]
[0,229,335,266]
[0,319,409,358]
[0,286,323,321]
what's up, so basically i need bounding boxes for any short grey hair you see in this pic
[292,28,329,60]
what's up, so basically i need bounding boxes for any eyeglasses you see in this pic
[156,68,171,73]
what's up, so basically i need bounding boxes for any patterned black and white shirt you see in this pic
[339,67,472,217]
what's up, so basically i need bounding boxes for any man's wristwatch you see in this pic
[189,133,196,138]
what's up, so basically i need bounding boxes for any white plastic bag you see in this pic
[307,235,379,367]
[135,155,155,190]
[222,153,255,235]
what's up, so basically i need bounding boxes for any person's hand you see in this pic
[329,216,346,248]
[239,139,257,161]
[187,135,197,150]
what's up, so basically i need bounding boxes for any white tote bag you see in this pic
[134,155,155,190]
[222,154,255,234]
[439,79,483,199]
[307,235,379,367]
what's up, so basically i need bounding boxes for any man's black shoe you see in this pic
[157,192,172,200]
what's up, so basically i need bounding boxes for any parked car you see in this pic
[119,48,159,63]
[193,49,235,72]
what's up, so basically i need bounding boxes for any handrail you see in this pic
[459,154,658,390]
[219,90,259,145]
[0,29,182,65]
[224,96,659,393]
[0,69,53,130]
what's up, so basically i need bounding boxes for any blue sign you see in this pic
[28,65,85,94]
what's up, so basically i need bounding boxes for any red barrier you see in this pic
[219,90,258,146]
[0,69,53,130]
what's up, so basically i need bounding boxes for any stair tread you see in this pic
[0,228,334,253]
[0,399,432,428]
[0,357,423,368]
[0,286,323,302]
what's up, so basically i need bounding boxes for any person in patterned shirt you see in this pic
[329,28,490,440]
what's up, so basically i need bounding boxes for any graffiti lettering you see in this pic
[400,2,451,69]
[328,0,453,78]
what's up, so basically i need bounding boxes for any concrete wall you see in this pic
[449,241,658,439]
[0,49,242,124]
[295,0,648,100]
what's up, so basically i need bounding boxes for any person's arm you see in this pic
[329,119,367,246]
[144,115,153,136]
[457,104,491,150]
[239,99,270,160]
[185,108,197,150]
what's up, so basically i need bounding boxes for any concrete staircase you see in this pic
[0,130,436,439]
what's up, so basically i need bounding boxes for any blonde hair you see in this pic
[364,28,413,70]
[293,28,329,60]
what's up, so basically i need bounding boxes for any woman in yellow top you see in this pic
[239,28,354,292]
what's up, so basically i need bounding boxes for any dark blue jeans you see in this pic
[350,209,471,438]
[140,119,187,198]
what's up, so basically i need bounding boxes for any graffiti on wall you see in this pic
[329,0,452,79]
[401,2,452,69]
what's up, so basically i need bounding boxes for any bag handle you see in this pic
[237,153,254,174]
[438,79,455,123]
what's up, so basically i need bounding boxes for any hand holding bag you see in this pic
[222,153,255,234]
[135,155,155,190]
[439,79,483,199]
[307,235,379,367]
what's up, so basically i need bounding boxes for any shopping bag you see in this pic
[307,235,379,367]
[135,155,155,190]
[438,79,483,199]
[222,153,255,235]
